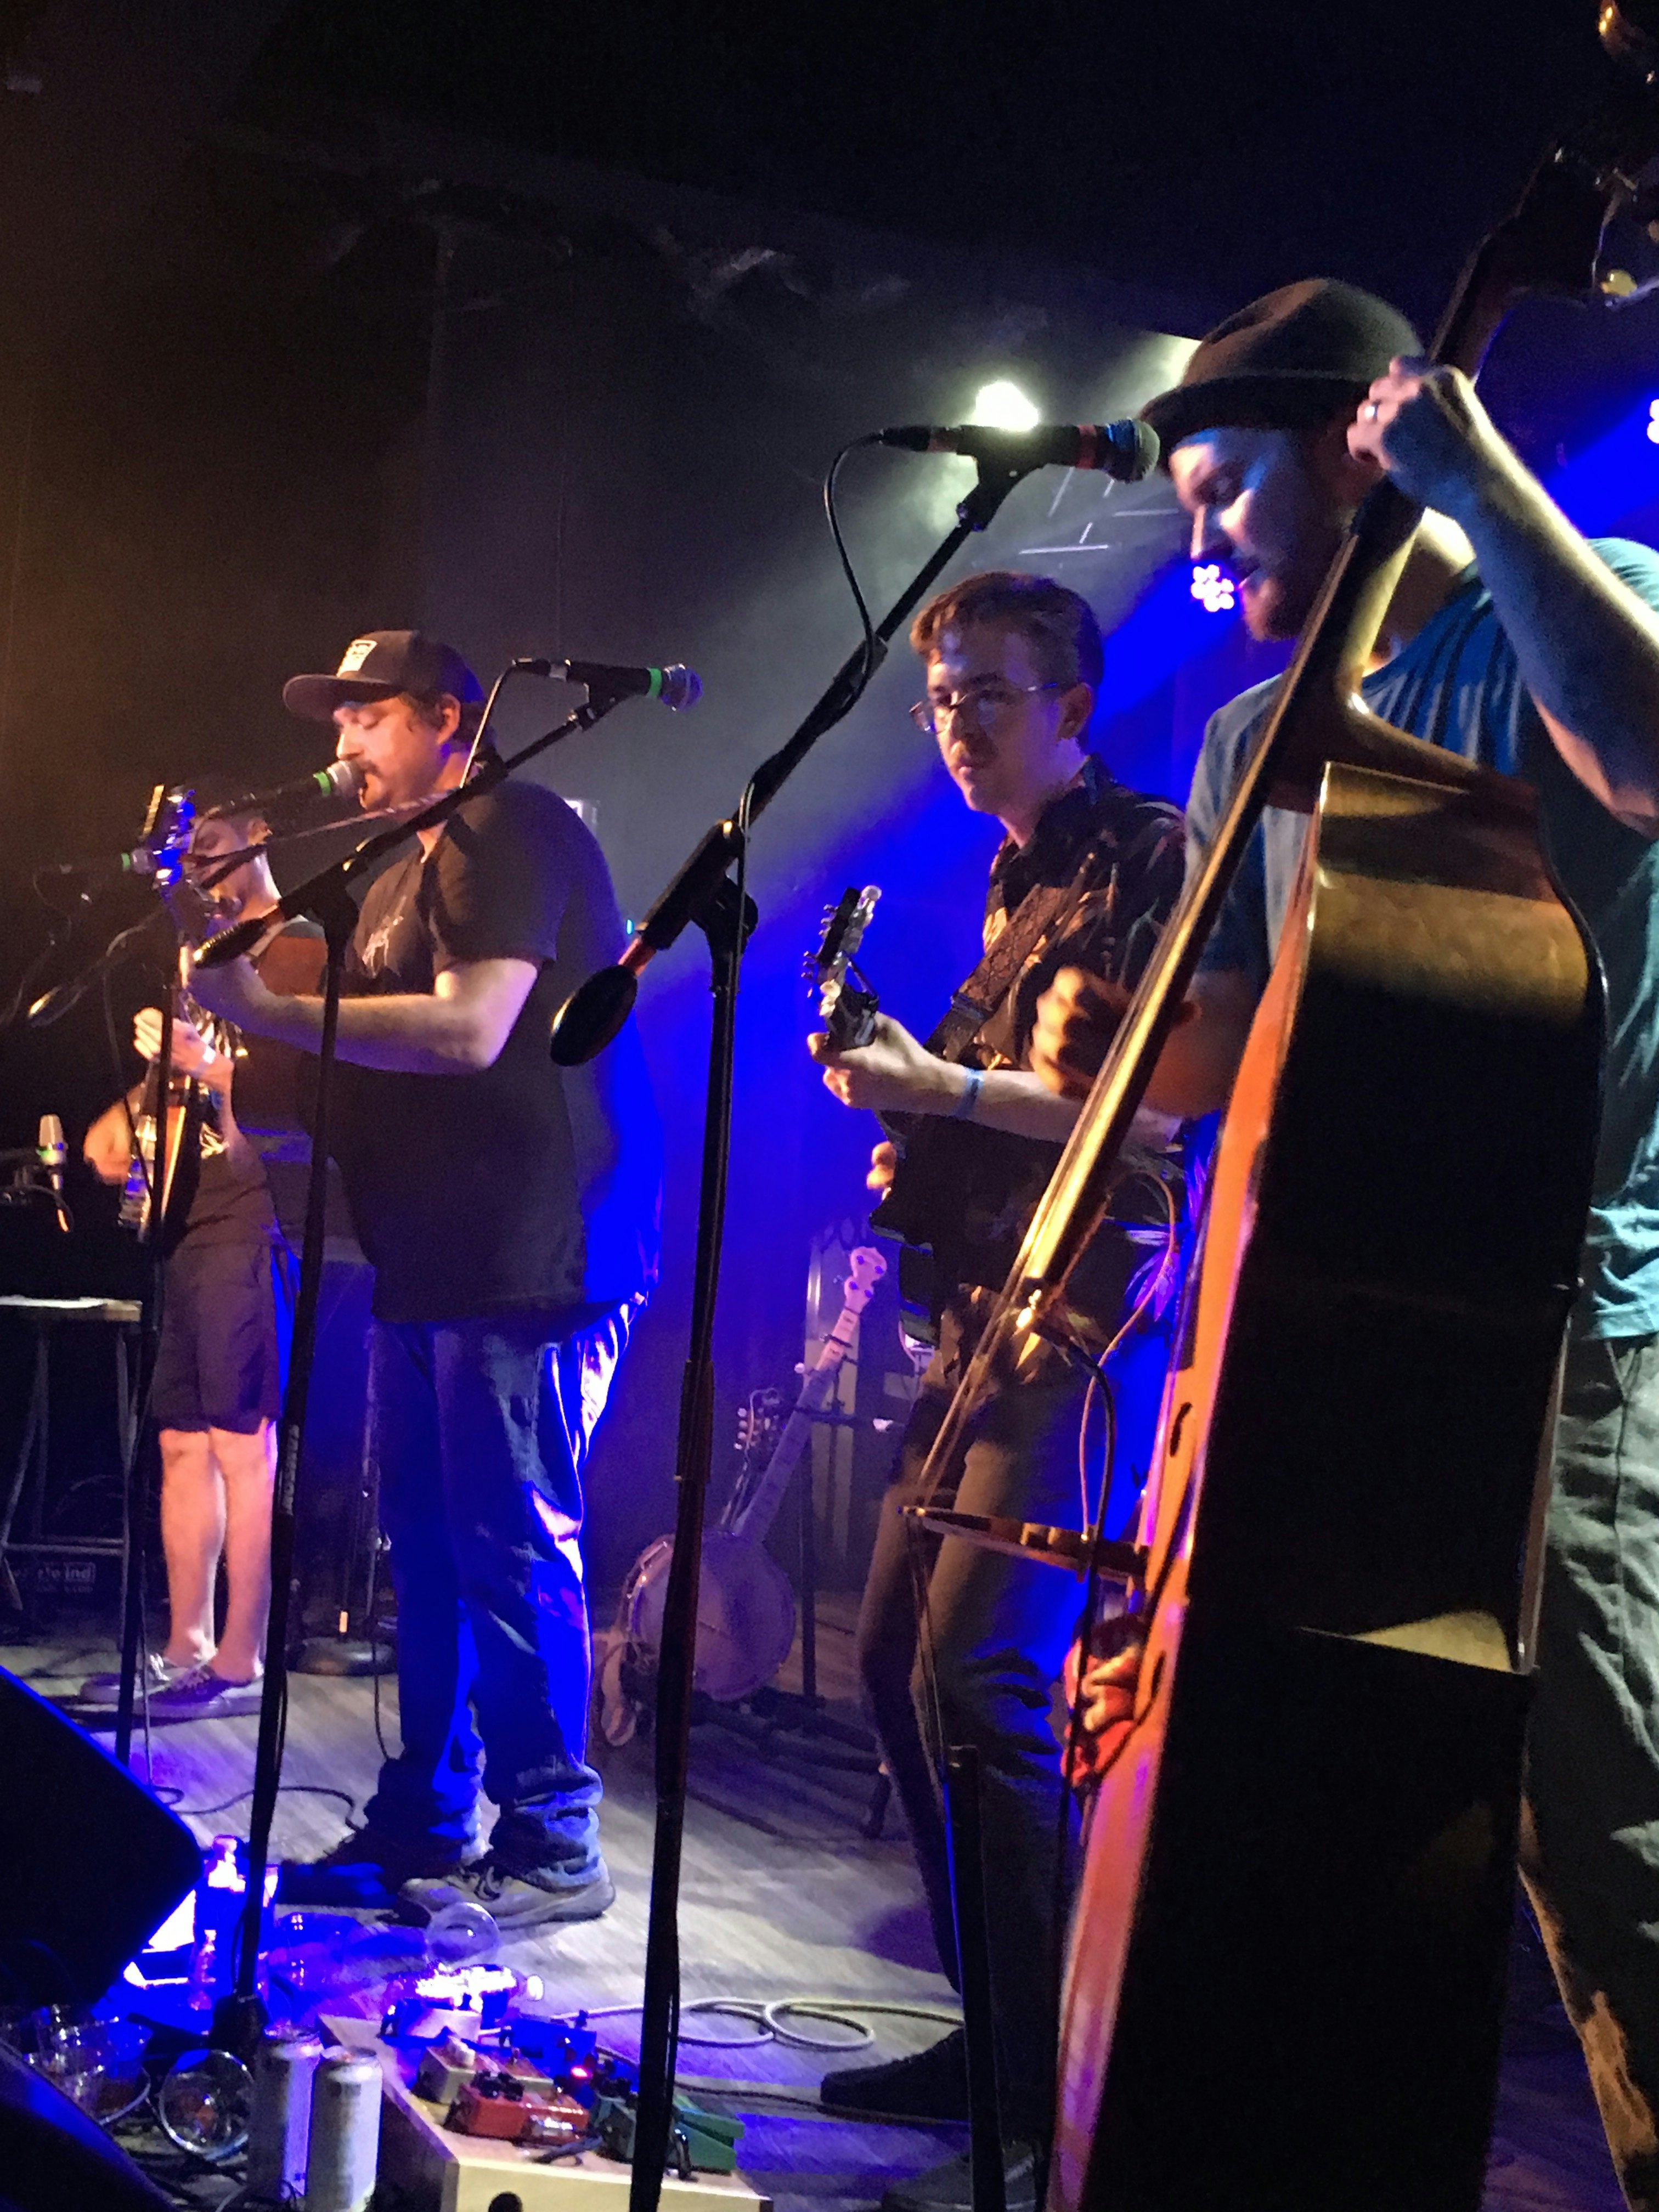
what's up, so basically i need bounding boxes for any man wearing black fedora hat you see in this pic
[188,629,662,1929]
[1033,278,1659,2202]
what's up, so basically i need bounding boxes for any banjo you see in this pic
[605,1244,887,1733]
[596,894,889,1740]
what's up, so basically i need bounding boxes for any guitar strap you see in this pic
[924,839,1113,1068]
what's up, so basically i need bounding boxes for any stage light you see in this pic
[1550,395,1659,531]
[972,380,1040,431]
[1190,562,1236,614]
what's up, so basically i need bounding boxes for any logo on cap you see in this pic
[337,637,378,675]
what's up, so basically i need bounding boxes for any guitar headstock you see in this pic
[809,885,881,1051]
[842,1245,888,1315]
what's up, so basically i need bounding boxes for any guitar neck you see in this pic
[729,1299,865,1548]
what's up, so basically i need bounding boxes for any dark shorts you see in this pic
[149,1235,284,1435]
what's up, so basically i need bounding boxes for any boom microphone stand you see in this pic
[551,455,1043,2212]
[199,679,631,2049]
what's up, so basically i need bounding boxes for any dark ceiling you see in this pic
[217,0,1659,462]
[240,0,1611,330]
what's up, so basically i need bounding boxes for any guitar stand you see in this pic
[692,1412,885,1816]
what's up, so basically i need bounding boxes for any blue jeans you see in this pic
[362,1303,632,1884]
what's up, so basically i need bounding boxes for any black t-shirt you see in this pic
[331,780,662,1325]
[900,760,1189,1312]
[180,1143,275,1248]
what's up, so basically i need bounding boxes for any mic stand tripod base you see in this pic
[293,1633,394,1677]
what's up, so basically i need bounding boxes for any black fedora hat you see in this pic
[1141,279,1423,462]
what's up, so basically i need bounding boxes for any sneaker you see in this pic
[75,1652,195,1705]
[881,2143,1040,2212]
[399,1854,616,1932]
[145,1666,264,1720]
[280,1827,482,1910]
[821,2027,968,2123]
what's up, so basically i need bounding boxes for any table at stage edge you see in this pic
[324,2016,772,2212]
[0,1295,143,1616]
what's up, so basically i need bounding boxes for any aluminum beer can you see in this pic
[247,2030,324,2200]
[305,2049,381,2212]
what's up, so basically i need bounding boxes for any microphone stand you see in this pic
[207,685,627,2051]
[552,458,1039,2212]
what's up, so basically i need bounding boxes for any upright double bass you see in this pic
[907,19,1659,2210]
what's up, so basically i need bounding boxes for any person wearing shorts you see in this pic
[80,809,290,1719]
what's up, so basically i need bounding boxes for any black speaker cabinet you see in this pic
[0,1664,201,2007]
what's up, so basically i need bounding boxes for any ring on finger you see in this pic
[1362,399,1383,421]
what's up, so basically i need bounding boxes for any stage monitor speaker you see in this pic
[0,1665,201,2008]
[0,2042,171,2210]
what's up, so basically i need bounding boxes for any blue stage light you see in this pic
[1548,396,1659,533]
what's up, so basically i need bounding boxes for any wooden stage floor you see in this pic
[7,1603,1633,2212]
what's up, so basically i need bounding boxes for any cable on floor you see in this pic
[176,1781,358,1822]
[581,1994,961,2052]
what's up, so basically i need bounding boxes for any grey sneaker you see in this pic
[76,1652,194,1705]
[399,1854,615,1932]
[145,1666,264,1720]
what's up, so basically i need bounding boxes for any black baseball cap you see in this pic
[1141,279,1423,464]
[282,629,483,721]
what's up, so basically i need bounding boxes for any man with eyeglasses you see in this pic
[806,570,1190,2209]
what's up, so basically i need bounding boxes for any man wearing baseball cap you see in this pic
[1032,279,1659,2199]
[189,629,663,1929]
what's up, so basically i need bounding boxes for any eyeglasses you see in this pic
[909,680,1063,738]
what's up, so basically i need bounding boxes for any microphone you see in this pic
[0,1115,70,1229]
[0,1117,65,1172]
[38,1114,65,1186]
[38,1114,69,1232]
[42,762,365,881]
[876,418,1160,482]
[518,658,703,712]
[201,758,365,825]
[40,844,164,882]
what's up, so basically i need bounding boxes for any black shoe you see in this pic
[75,1652,191,1706]
[821,2028,968,2123]
[399,1854,616,1932]
[279,1827,478,1910]
[144,1666,264,1720]
[881,2143,1039,2212]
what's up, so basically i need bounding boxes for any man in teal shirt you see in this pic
[1035,279,1659,2205]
